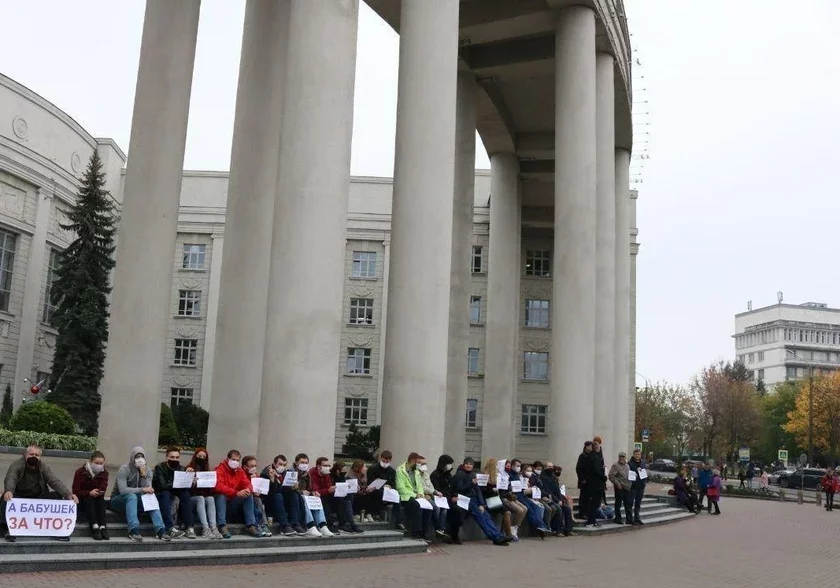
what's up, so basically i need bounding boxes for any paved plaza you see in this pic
[2,498,837,587]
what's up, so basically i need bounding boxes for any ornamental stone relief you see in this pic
[522,282,551,299]
[173,375,194,387]
[348,334,372,347]
[349,286,374,298]
[0,321,11,338]
[12,116,28,140]
[36,332,57,348]
[70,152,83,173]
[179,278,201,290]
[49,207,74,242]
[0,182,26,221]
[175,326,198,338]
[524,338,550,352]
[345,385,369,398]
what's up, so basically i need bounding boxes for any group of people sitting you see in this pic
[672,463,722,515]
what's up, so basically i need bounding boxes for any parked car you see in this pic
[650,459,677,472]
[682,459,704,469]
[768,469,795,485]
[776,468,825,489]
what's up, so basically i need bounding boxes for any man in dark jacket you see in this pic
[153,447,195,539]
[449,458,509,546]
[365,450,403,529]
[540,462,573,536]
[628,448,648,525]
[261,455,303,535]
[576,441,604,527]
[697,463,713,509]
[2,444,77,542]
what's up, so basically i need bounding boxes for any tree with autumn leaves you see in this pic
[784,371,840,465]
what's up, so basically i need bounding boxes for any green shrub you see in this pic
[171,402,208,448]
[158,403,180,447]
[0,428,97,452]
[9,401,76,435]
[341,424,380,460]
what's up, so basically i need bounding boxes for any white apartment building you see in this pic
[734,301,840,387]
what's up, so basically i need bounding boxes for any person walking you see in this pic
[821,470,838,512]
[706,469,722,515]
[737,465,746,489]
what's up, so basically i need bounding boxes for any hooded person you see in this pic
[449,457,510,546]
[430,455,456,539]
[107,446,169,542]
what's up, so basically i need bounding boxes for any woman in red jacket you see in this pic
[72,450,109,540]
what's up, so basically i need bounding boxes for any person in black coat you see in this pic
[576,441,604,527]
[430,455,455,536]
[365,450,402,529]
[152,447,195,538]
[448,458,509,546]
[540,462,573,536]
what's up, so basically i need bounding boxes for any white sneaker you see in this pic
[364,515,375,523]
[306,526,322,538]
[511,525,519,539]
[319,525,335,537]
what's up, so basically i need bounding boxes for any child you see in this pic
[706,469,722,515]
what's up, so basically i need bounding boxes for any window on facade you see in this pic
[748,353,754,363]
[468,348,480,376]
[470,296,482,325]
[42,248,61,324]
[758,351,765,362]
[351,251,377,278]
[525,299,550,328]
[182,244,206,270]
[344,397,369,425]
[174,339,198,366]
[349,298,374,325]
[786,366,797,379]
[525,250,551,277]
[347,347,371,375]
[178,290,201,317]
[170,388,194,407]
[0,230,16,312]
[521,404,547,434]
[471,246,484,273]
[466,398,478,429]
[35,371,51,387]
[523,351,549,381]
[757,368,765,382]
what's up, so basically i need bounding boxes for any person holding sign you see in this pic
[417,456,448,540]
[608,452,633,525]
[508,459,550,539]
[628,448,648,525]
[527,462,559,532]
[309,457,343,534]
[346,459,370,522]
[108,446,169,543]
[261,455,303,536]
[449,457,509,546]
[430,455,458,540]
[541,462,573,536]
[153,447,195,539]
[186,448,222,539]
[242,456,271,537]
[292,453,332,537]
[396,452,433,541]
[2,444,78,543]
[72,450,110,540]
[330,461,363,534]
[214,449,262,538]
[366,450,402,530]
[480,459,519,541]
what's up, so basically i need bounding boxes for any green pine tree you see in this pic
[47,151,116,435]
[0,383,12,428]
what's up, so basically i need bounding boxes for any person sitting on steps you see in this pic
[153,446,196,539]
[72,450,110,540]
[108,446,169,543]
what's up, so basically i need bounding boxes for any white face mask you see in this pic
[228,460,240,470]
[380,461,390,469]
[524,471,532,478]
[512,465,521,473]
[320,466,331,475]
[134,457,146,468]
[419,464,428,472]
[91,463,104,475]
[445,463,453,471]
[247,467,257,475]
[275,465,286,474]
[298,463,310,472]
[534,469,542,475]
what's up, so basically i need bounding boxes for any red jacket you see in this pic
[214,461,251,499]
[71,465,109,499]
[309,468,334,496]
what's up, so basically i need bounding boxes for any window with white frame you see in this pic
[351,251,377,278]
[523,351,549,381]
[748,352,754,363]
[170,388,194,407]
[347,347,371,375]
[757,351,764,362]
[178,290,201,317]
[525,250,551,277]
[174,339,198,366]
[466,398,478,428]
[469,296,482,325]
[0,230,16,312]
[43,248,61,324]
[182,244,206,270]
[525,299,550,328]
[471,246,484,273]
[757,368,765,382]
[344,397,369,425]
[521,404,547,434]
[349,298,374,325]
[468,348,480,376]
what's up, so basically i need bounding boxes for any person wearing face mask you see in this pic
[108,446,168,542]
[330,461,364,534]
[153,447,195,539]
[417,456,447,540]
[187,448,222,539]
[449,457,509,546]
[72,450,110,540]
[365,450,403,530]
[430,455,455,539]
[507,459,550,539]
[261,454,302,536]
[293,453,332,537]
[345,459,370,522]
[214,449,262,538]
[525,462,561,536]
[494,459,527,542]
[396,452,433,541]
[309,456,342,534]
[541,462,573,536]
[242,456,272,537]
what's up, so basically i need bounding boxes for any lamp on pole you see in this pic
[788,349,814,466]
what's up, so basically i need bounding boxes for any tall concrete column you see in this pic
[207,0,290,461]
[380,1,460,463]
[98,1,200,460]
[481,154,520,459]
[375,238,391,425]
[629,190,640,444]
[614,148,631,455]
[551,5,597,472]
[594,53,616,460]
[199,233,223,412]
[443,70,477,460]
[259,0,358,461]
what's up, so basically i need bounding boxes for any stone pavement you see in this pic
[3,498,839,587]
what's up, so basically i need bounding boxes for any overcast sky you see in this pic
[2,1,838,387]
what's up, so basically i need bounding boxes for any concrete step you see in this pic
[0,539,429,573]
[72,520,391,537]
[573,509,695,535]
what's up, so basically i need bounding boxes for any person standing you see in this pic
[697,463,712,510]
[576,441,603,527]
[706,468,722,515]
[628,448,647,525]
[821,470,837,512]
[608,452,633,525]
[72,450,109,540]
[738,465,746,489]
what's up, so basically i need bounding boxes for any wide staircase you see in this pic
[573,495,694,534]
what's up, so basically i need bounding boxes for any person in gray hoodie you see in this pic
[107,446,169,542]
[608,451,633,525]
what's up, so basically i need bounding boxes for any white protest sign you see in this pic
[173,471,195,489]
[434,496,450,510]
[476,474,489,487]
[639,469,648,480]
[456,494,471,510]
[5,499,76,537]
[560,485,567,496]
[282,471,298,487]
[510,480,523,493]
[251,477,270,496]
[141,493,160,512]
[383,488,400,504]
[497,474,510,491]
[196,471,217,488]
[334,482,349,498]
[346,478,359,494]
[304,495,323,511]
[369,478,387,491]
[416,497,433,510]
[628,470,637,482]
[531,486,542,500]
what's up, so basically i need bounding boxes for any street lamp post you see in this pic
[788,350,814,466]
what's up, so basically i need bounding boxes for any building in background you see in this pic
[734,300,840,387]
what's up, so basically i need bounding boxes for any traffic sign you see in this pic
[778,449,788,462]
[633,442,643,452]
[738,446,750,462]
[641,428,650,442]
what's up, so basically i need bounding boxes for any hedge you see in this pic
[9,401,76,435]
[0,428,97,452]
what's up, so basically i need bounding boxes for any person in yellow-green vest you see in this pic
[396,452,433,542]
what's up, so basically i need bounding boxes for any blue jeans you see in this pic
[109,493,164,534]
[468,498,504,542]
[432,503,446,531]
[157,489,194,530]
[300,495,326,527]
[517,495,548,531]
[214,494,256,527]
